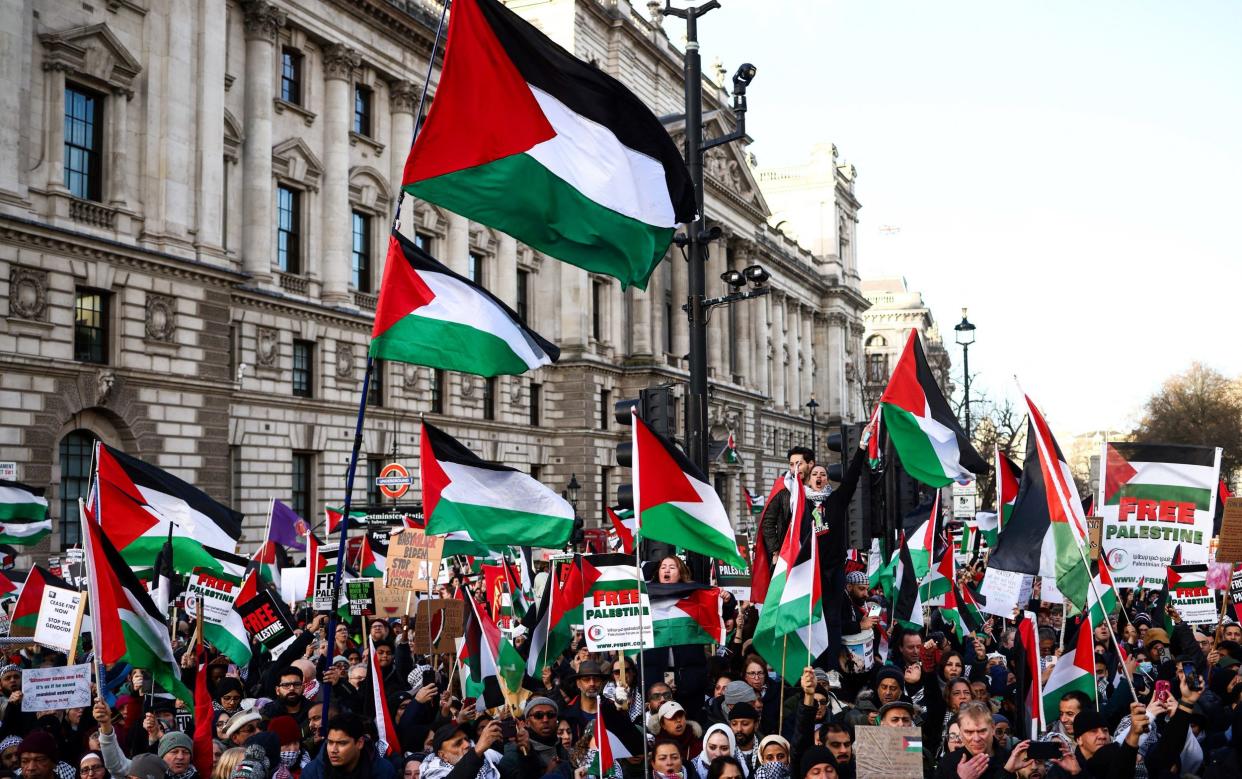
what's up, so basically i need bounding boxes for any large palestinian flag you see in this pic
[892,534,924,631]
[1098,442,1221,586]
[82,502,192,705]
[0,481,51,545]
[630,409,747,569]
[996,448,1022,532]
[421,422,574,548]
[522,557,583,680]
[1085,554,1119,626]
[9,565,74,637]
[648,581,724,647]
[878,330,986,487]
[370,231,559,374]
[401,0,694,290]
[93,444,243,575]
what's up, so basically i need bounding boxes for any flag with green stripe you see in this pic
[647,581,723,647]
[0,481,51,545]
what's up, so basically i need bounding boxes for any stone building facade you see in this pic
[0,0,869,556]
[859,277,954,410]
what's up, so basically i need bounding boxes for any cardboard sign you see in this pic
[385,527,445,592]
[1087,517,1102,561]
[33,586,83,653]
[237,590,295,651]
[346,578,376,617]
[411,598,464,654]
[1168,563,1218,625]
[22,664,91,712]
[312,572,337,612]
[1229,566,1242,623]
[64,548,86,588]
[853,725,923,779]
[1216,498,1242,564]
[979,569,1032,618]
[374,582,416,617]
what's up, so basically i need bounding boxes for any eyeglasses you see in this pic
[745,671,765,678]
[527,711,556,720]
[278,681,304,689]
[650,691,674,701]
[81,766,106,775]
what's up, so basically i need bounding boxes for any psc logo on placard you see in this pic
[587,624,606,642]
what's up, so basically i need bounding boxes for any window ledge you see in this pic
[4,316,54,334]
[70,198,118,229]
[279,272,310,296]
[349,131,385,156]
[352,290,378,311]
[274,98,316,127]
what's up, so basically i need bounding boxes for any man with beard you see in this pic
[302,713,395,779]
[262,666,313,725]
[728,703,761,774]
[508,697,567,772]
[562,661,608,732]
[760,447,816,563]
[95,700,199,779]
[419,721,503,779]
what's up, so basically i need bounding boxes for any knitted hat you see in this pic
[873,666,903,688]
[798,746,839,777]
[845,570,869,586]
[16,731,56,758]
[727,702,759,722]
[0,736,20,752]
[0,664,19,676]
[158,731,193,758]
[723,680,756,705]
[523,696,559,716]
[245,732,281,774]
[129,753,169,779]
[267,715,302,747]
[1073,710,1107,738]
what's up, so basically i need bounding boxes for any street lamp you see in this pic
[954,308,976,441]
[805,396,819,451]
[566,473,581,508]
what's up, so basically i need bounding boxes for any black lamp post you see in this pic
[806,396,819,451]
[954,308,976,441]
[566,473,581,508]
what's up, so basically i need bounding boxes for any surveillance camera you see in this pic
[733,63,757,91]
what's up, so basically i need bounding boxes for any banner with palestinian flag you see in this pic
[402,0,694,290]
[630,408,747,569]
[877,330,986,487]
[1041,611,1096,724]
[522,557,582,680]
[92,443,243,575]
[1167,562,1216,624]
[1098,442,1221,587]
[82,500,192,706]
[184,566,253,666]
[369,637,402,756]
[370,231,560,374]
[647,581,723,647]
[580,553,652,652]
[422,421,574,548]
[0,480,51,545]
[8,565,74,637]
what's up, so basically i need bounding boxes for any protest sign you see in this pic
[312,572,337,612]
[1230,567,1242,623]
[22,664,91,712]
[346,578,376,616]
[978,569,1032,618]
[237,590,295,651]
[64,548,86,588]
[1216,499,1242,564]
[411,598,464,654]
[1207,562,1233,591]
[582,554,653,652]
[841,630,874,673]
[1087,517,1102,561]
[853,725,923,779]
[374,582,416,617]
[1039,576,1063,605]
[385,527,445,592]
[714,558,751,601]
[185,572,243,629]
[33,585,83,653]
[1168,563,1217,625]
[1099,442,1221,586]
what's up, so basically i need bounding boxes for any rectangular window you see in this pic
[665,295,675,354]
[354,85,373,137]
[64,85,103,201]
[368,359,384,407]
[73,289,109,364]
[483,377,496,421]
[601,467,612,509]
[351,211,371,291]
[414,232,433,251]
[529,382,542,427]
[366,457,382,508]
[430,368,444,414]
[291,453,313,523]
[276,185,301,274]
[292,339,313,398]
[592,280,604,341]
[280,48,303,104]
[467,251,483,285]
[516,269,530,322]
[867,353,888,383]
[530,464,542,483]
[599,388,611,430]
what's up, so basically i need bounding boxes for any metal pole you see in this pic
[962,343,971,441]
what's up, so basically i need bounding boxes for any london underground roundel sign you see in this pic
[376,462,413,500]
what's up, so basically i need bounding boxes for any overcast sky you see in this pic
[683,0,1242,437]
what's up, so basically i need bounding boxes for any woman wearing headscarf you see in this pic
[78,751,110,779]
[213,678,245,716]
[691,725,740,779]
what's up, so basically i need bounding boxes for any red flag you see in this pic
[193,658,214,778]
[369,638,402,756]
[748,476,788,604]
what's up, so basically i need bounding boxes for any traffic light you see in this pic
[825,422,872,548]
[614,386,678,561]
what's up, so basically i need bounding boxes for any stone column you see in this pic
[755,289,770,397]
[496,234,518,308]
[802,307,814,411]
[445,212,469,276]
[106,86,132,208]
[240,0,285,281]
[706,239,725,376]
[560,265,590,350]
[0,0,31,202]
[735,279,753,387]
[630,283,652,358]
[194,0,225,252]
[785,299,800,409]
[771,293,786,408]
[813,315,830,413]
[828,313,847,413]
[320,43,360,306]
[648,258,666,359]
[389,80,418,234]
[670,253,688,363]
[43,63,69,194]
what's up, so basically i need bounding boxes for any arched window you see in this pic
[59,429,99,547]
[866,334,886,348]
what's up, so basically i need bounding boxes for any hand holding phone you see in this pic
[1154,679,1172,703]
[1025,742,1062,761]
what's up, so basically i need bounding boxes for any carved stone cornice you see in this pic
[241,0,286,43]
[389,79,421,114]
[322,43,361,81]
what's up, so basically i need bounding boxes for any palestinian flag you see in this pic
[996,449,1022,531]
[360,534,384,579]
[892,535,924,631]
[906,495,941,583]
[1041,610,1097,722]
[9,565,74,637]
[324,505,364,536]
[369,637,402,756]
[82,501,192,706]
[630,409,747,569]
[1155,544,1182,634]
[422,422,574,548]
[1012,610,1043,737]
[878,330,986,487]
[370,231,559,374]
[648,582,723,647]
[722,433,742,465]
[1085,555,1119,627]
[742,486,764,516]
[749,476,788,605]
[1023,394,1091,613]
[93,444,243,575]
[902,736,923,754]
[186,564,253,667]
[522,557,583,680]
[250,540,282,588]
[606,506,635,555]
[402,0,694,290]
[1098,442,1221,586]
[752,474,828,675]
[305,533,329,600]
[0,571,16,602]
[0,480,51,545]
[443,531,500,558]
[941,582,978,641]
[867,537,896,600]
[594,700,645,776]
[459,586,507,707]
[864,403,883,469]
[920,499,952,604]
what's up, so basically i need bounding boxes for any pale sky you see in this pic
[684,0,1242,437]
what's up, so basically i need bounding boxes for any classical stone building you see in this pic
[0,0,869,556]
[860,277,954,409]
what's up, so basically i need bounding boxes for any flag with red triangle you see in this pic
[9,565,73,637]
[749,476,789,605]
[996,447,1022,532]
[369,637,402,756]
[1041,609,1096,722]
[606,506,635,555]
